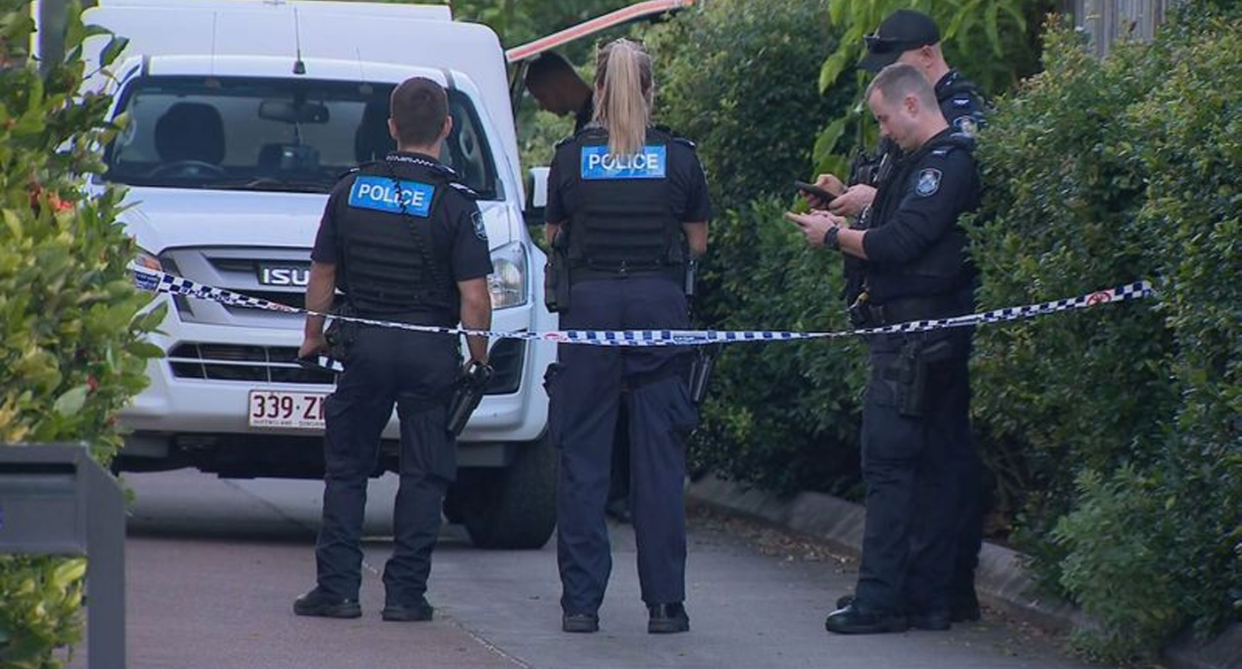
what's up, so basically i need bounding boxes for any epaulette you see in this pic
[653,124,696,149]
[447,181,480,200]
[929,133,976,158]
[336,161,376,181]
[429,162,458,178]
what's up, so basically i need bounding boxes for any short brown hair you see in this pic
[390,77,448,147]
[865,63,936,110]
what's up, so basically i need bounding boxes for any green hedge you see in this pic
[649,0,1239,659]
[969,11,1241,660]
[0,2,162,666]
[645,0,864,494]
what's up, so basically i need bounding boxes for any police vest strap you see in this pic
[377,158,450,296]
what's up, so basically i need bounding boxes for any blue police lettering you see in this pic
[585,151,662,172]
[348,176,436,217]
[581,145,668,180]
[356,182,428,209]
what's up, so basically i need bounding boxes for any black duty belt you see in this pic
[571,263,683,283]
[865,293,968,326]
[354,309,457,329]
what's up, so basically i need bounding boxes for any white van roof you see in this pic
[83,0,519,180]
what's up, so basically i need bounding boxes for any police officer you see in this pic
[528,54,634,526]
[294,77,494,622]
[807,9,988,219]
[786,63,981,634]
[805,8,989,624]
[545,38,710,635]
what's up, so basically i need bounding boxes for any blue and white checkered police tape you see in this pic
[131,265,1154,347]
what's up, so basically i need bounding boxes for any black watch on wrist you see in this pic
[823,225,840,251]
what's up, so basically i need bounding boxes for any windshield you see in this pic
[103,75,500,198]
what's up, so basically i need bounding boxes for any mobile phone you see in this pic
[794,180,837,203]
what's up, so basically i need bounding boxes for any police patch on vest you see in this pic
[953,115,979,138]
[348,176,436,217]
[915,168,942,197]
[471,210,488,241]
[580,145,667,180]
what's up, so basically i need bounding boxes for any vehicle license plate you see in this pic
[247,390,328,430]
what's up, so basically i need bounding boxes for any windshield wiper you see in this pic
[212,178,332,193]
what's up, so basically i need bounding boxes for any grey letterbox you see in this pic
[0,444,125,669]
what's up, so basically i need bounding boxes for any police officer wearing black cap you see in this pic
[808,9,988,220]
[803,8,988,626]
[787,63,980,634]
[545,38,710,635]
[294,76,494,623]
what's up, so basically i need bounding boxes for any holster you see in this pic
[887,338,953,417]
[324,303,359,363]
[447,362,493,436]
[688,343,721,405]
[544,234,572,313]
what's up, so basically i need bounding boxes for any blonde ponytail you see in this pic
[594,39,653,157]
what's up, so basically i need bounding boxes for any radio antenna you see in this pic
[292,6,306,75]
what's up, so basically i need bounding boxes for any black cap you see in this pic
[859,9,940,72]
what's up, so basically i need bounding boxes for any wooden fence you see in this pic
[1066,0,1185,57]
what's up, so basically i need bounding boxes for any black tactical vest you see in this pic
[564,127,685,275]
[866,132,978,302]
[334,156,456,319]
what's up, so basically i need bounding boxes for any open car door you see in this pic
[505,0,696,113]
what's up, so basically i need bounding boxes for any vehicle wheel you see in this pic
[458,439,558,549]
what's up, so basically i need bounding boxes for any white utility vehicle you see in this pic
[82,0,557,548]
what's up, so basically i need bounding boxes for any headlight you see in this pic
[488,241,528,310]
[133,248,162,272]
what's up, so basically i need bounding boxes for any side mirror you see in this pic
[524,166,549,228]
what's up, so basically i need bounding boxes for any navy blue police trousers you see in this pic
[548,277,697,615]
[854,327,973,617]
[316,326,459,607]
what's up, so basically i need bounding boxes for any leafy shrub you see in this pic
[0,1,162,665]
[970,8,1242,659]
[645,0,863,494]
[687,196,866,495]
[649,0,854,215]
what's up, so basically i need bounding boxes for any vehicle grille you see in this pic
[168,343,334,384]
[168,337,525,395]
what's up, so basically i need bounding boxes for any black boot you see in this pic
[907,609,952,631]
[382,596,434,622]
[562,612,600,633]
[950,588,981,622]
[824,603,907,635]
[293,587,361,619]
[647,603,690,634]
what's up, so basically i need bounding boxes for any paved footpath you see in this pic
[71,470,1094,669]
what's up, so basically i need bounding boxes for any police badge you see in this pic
[915,168,942,197]
[471,210,488,241]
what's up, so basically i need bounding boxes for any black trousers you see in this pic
[549,277,697,615]
[853,329,972,616]
[315,326,459,606]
